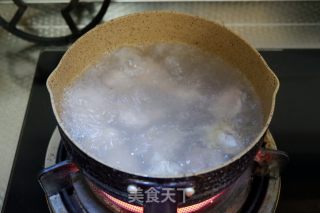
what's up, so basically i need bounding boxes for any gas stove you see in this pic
[42,128,280,213]
[2,50,320,213]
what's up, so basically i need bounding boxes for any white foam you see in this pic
[61,43,263,177]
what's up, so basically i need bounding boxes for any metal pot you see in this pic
[41,11,279,212]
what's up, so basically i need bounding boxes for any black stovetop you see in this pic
[2,49,320,213]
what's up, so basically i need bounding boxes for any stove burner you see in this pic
[89,180,227,213]
[42,128,280,213]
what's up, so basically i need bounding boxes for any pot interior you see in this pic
[47,11,279,175]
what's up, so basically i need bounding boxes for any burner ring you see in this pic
[42,128,281,213]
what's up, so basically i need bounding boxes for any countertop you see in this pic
[1,1,320,210]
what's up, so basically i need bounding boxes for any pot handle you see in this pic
[38,160,79,197]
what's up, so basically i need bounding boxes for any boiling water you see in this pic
[61,43,263,177]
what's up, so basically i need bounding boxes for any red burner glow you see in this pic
[97,189,225,213]
[177,193,223,213]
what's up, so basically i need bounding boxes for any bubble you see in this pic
[61,43,263,177]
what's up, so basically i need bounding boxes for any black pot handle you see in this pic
[38,160,79,197]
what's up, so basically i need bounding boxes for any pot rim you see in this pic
[47,11,279,179]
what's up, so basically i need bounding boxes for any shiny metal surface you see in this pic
[1,1,320,47]
[259,131,281,213]
[48,194,68,213]
[0,1,318,210]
